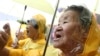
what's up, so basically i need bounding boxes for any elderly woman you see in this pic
[0,14,58,56]
[53,5,100,56]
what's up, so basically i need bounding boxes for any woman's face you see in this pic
[26,23,38,40]
[53,10,82,49]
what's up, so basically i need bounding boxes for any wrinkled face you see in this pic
[53,10,82,49]
[26,23,38,40]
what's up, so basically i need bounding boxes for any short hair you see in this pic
[65,5,92,31]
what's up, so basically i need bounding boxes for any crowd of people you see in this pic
[0,5,100,56]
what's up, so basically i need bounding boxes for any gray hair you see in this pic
[65,5,92,31]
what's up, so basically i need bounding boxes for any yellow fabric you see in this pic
[33,14,46,34]
[8,38,45,56]
[6,35,13,47]
[8,14,59,56]
[80,14,100,56]
[7,47,24,56]
[57,14,100,56]
[8,38,58,56]
[22,38,45,51]
[45,46,60,56]
[18,38,28,49]
[22,38,45,56]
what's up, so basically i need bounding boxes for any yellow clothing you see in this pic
[57,14,100,56]
[7,14,59,56]
[33,14,46,34]
[79,14,100,56]
[8,38,58,56]
[18,38,28,49]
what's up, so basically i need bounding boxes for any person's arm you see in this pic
[6,47,24,56]
[0,30,9,56]
[0,46,24,56]
[0,48,9,56]
[3,23,13,47]
[0,31,24,56]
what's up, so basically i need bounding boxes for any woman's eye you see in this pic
[58,24,60,26]
[63,21,68,24]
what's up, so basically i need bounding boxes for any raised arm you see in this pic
[0,31,9,56]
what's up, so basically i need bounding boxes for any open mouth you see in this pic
[56,34,61,38]
[26,29,29,34]
[53,32,62,41]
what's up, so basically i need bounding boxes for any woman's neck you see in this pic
[60,45,78,56]
[61,49,76,56]
[60,45,83,56]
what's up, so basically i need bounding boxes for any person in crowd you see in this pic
[0,14,58,56]
[53,5,100,56]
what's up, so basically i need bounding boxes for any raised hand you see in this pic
[0,31,8,50]
[3,23,11,35]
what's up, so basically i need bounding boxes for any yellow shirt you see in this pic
[8,38,59,56]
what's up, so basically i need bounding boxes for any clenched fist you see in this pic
[3,23,11,35]
[0,31,8,50]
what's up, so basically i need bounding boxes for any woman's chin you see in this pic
[53,43,61,48]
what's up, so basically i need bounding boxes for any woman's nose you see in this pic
[56,26,63,32]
